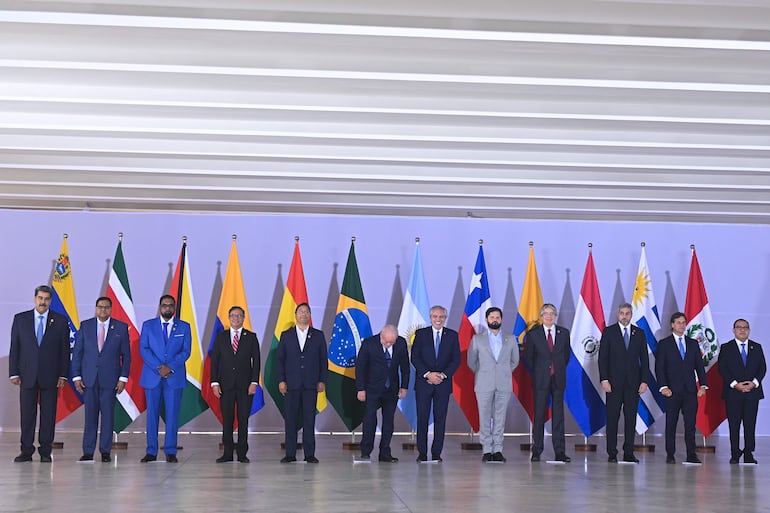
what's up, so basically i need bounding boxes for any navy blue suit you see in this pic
[411,326,460,459]
[139,317,191,456]
[718,339,766,459]
[71,317,131,456]
[655,334,707,459]
[9,309,70,457]
[355,334,410,459]
[276,326,328,458]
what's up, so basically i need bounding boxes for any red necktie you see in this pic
[547,329,555,375]
[232,330,240,353]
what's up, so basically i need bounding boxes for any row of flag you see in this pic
[46,235,726,439]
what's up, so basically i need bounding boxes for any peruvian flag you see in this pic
[684,248,726,437]
[453,245,492,432]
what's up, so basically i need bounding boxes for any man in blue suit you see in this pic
[411,305,460,463]
[9,285,70,462]
[356,324,410,462]
[655,311,707,464]
[72,296,131,462]
[277,303,328,463]
[139,295,191,463]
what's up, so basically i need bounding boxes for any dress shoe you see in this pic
[416,455,428,463]
[238,456,250,463]
[216,455,234,463]
[40,454,52,463]
[101,454,111,463]
[685,455,702,464]
[530,454,541,462]
[729,457,740,464]
[555,453,571,463]
[744,452,758,464]
[666,455,676,464]
[140,454,157,463]
[280,456,297,463]
[623,454,639,463]
[492,452,506,462]
[608,456,618,463]
[482,452,492,462]
[305,456,319,464]
[379,456,398,463]
[14,453,33,463]
[432,455,443,463]
[166,454,178,463]
[79,454,94,462]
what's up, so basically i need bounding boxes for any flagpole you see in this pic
[112,232,130,450]
[573,242,598,454]
[459,239,484,451]
[521,240,535,452]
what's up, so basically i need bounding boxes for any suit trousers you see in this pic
[475,389,512,453]
[725,392,760,456]
[415,384,450,458]
[144,380,182,456]
[82,380,118,455]
[19,384,58,456]
[664,391,698,458]
[532,376,565,456]
[605,385,639,456]
[220,388,254,458]
[360,389,398,458]
[284,388,318,458]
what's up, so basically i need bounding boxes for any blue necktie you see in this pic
[678,337,685,360]
[163,322,170,345]
[434,331,440,359]
[741,343,748,366]
[623,327,630,350]
[36,315,44,346]
[385,348,392,388]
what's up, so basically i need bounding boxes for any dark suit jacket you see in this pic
[138,317,192,390]
[719,339,766,400]
[598,322,649,389]
[355,334,410,394]
[655,334,707,393]
[276,326,328,390]
[523,324,570,390]
[71,317,131,388]
[210,328,261,391]
[410,326,460,393]
[9,309,70,388]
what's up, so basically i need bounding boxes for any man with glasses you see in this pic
[719,319,766,464]
[72,297,131,462]
[210,306,261,463]
[138,295,192,463]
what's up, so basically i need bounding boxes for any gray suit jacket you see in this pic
[467,331,519,393]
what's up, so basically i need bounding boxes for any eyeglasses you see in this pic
[95,305,112,309]
[734,325,750,330]
[160,303,175,308]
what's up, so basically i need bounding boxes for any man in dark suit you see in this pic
[71,296,131,462]
[138,295,192,463]
[524,303,571,463]
[9,285,71,462]
[356,324,410,462]
[210,306,261,463]
[277,302,328,463]
[598,302,649,463]
[718,319,766,464]
[655,311,707,464]
[411,305,460,463]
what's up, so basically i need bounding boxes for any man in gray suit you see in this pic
[467,307,519,462]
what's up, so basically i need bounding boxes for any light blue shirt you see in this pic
[487,330,503,361]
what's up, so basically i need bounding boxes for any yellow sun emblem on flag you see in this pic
[632,271,651,308]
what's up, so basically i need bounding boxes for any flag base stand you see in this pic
[112,442,128,450]
[53,442,64,449]
[520,443,532,451]
[342,442,360,450]
[280,443,303,450]
[574,444,597,452]
[634,444,655,452]
[695,446,716,453]
[402,442,417,451]
[461,443,482,450]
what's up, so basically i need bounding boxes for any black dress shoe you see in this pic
[482,452,492,462]
[140,454,157,463]
[166,454,178,463]
[416,455,428,463]
[14,453,33,463]
[555,453,571,463]
[238,456,250,463]
[216,455,234,463]
[101,454,111,463]
[79,454,94,462]
[608,456,618,463]
[379,456,398,463]
[730,457,740,464]
[40,454,52,463]
[280,456,297,463]
[666,455,676,464]
[685,455,702,464]
[623,454,639,463]
[432,455,443,463]
[492,452,506,462]
[530,454,541,462]
[305,456,319,464]
[744,452,758,464]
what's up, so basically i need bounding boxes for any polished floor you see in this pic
[0,431,766,513]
